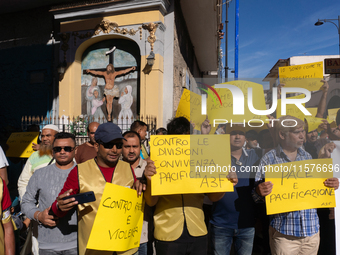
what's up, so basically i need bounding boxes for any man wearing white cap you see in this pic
[18,124,59,255]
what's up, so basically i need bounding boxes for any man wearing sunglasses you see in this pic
[21,132,77,255]
[18,124,59,255]
[50,122,138,255]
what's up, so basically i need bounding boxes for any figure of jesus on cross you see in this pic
[86,64,135,122]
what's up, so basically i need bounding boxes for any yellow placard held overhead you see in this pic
[150,135,234,196]
[279,62,323,91]
[305,117,336,133]
[176,89,206,131]
[6,132,39,158]
[276,94,307,121]
[207,80,268,124]
[306,107,318,117]
[86,184,144,252]
[265,159,335,215]
[328,108,339,123]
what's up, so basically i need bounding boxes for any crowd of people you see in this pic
[0,80,340,255]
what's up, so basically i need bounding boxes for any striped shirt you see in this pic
[252,145,319,237]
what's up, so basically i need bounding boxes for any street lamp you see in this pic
[314,15,340,55]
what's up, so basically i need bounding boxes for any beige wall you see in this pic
[58,10,164,124]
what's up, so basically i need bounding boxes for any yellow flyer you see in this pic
[265,159,335,215]
[150,135,234,196]
[86,184,144,252]
[6,132,39,158]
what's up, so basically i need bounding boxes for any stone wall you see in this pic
[172,1,200,116]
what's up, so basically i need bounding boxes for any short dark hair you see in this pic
[156,127,167,135]
[167,117,192,135]
[336,109,340,126]
[122,131,141,144]
[130,120,147,132]
[245,130,258,141]
[53,132,76,146]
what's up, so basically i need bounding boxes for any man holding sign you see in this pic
[253,116,339,255]
[144,117,236,255]
[51,122,138,255]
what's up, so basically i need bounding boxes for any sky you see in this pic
[221,0,340,86]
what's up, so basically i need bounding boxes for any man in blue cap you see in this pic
[51,122,138,255]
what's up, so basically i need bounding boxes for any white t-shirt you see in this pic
[0,146,8,168]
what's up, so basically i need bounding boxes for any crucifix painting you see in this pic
[81,39,140,125]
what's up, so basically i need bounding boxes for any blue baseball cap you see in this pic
[95,123,125,143]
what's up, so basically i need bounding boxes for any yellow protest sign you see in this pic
[6,132,39,158]
[276,94,307,121]
[87,184,144,252]
[150,135,234,196]
[265,159,335,215]
[306,107,318,117]
[207,80,268,124]
[328,108,339,123]
[279,61,323,91]
[305,117,336,132]
[176,89,206,131]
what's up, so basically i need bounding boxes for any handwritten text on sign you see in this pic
[279,61,323,91]
[150,135,234,196]
[175,89,206,131]
[265,159,335,215]
[87,184,144,252]
[207,80,268,123]
[6,132,39,158]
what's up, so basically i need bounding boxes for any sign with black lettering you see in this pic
[87,184,143,251]
[150,135,234,196]
[265,159,335,215]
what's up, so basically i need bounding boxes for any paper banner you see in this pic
[265,159,335,215]
[87,184,144,252]
[279,61,323,91]
[306,107,318,117]
[328,108,340,123]
[6,132,39,158]
[276,94,307,121]
[176,89,207,131]
[207,80,269,124]
[150,135,234,196]
[305,117,336,133]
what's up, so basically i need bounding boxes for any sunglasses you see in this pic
[100,142,123,150]
[52,146,75,153]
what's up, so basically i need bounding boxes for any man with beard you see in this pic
[22,132,77,255]
[122,131,152,255]
[75,122,99,164]
[86,64,136,121]
[18,124,59,255]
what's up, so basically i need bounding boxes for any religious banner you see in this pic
[6,132,39,158]
[265,159,335,215]
[206,80,268,124]
[279,61,323,91]
[176,89,206,131]
[87,184,144,252]
[150,135,234,196]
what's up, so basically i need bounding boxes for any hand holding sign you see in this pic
[256,181,273,197]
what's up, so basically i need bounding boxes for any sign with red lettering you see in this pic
[324,58,340,74]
